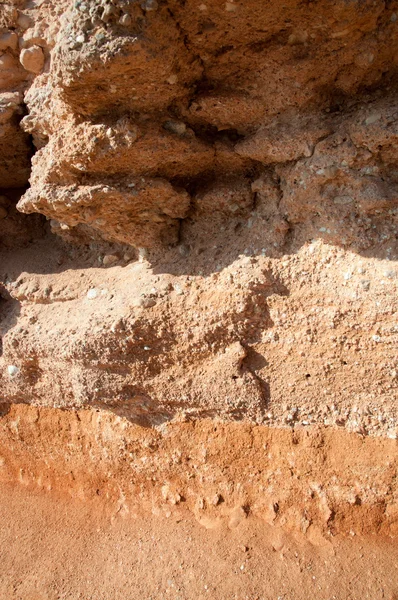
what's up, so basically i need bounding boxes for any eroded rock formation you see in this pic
[0,0,397,552]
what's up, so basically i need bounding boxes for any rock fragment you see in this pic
[19,46,44,74]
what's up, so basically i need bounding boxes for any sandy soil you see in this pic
[1,482,398,600]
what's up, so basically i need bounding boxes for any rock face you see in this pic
[0,0,397,539]
[3,0,395,250]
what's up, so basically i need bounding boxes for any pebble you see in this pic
[20,45,45,74]
[138,247,148,262]
[138,297,156,308]
[225,2,237,11]
[178,244,190,257]
[87,288,98,299]
[365,113,382,125]
[211,493,222,506]
[141,0,158,11]
[7,365,19,378]
[17,14,33,30]
[0,31,18,51]
[119,13,131,26]
[102,254,119,266]
[101,4,117,22]
[360,280,370,291]
[163,120,187,135]
[110,318,125,333]
[0,206,7,219]
[174,283,184,295]
[383,270,395,279]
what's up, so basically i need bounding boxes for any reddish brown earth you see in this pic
[0,0,398,597]
[2,482,398,600]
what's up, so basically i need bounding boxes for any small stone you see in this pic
[138,247,148,262]
[161,484,181,504]
[7,365,19,378]
[17,14,33,30]
[138,296,156,308]
[110,318,125,333]
[76,34,85,44]
[20,46,45,74]
[174,283,184,295]
[141,0,158,11]
[0,32,18,51]
[101,4,117,22]
[211,493,222,506]
[119,13,132,26]
[360,280,370,291]
[365,113,382,125]
[178,244,189,257]
[288,30,308,45]
[383,270,396,279]
[167,74,178,84]
[86,288,98,299]
[163,120,187,135]
[225,2,237,11]
[102,254,119,267]
[372,335,381,343]
[343,272,352,281]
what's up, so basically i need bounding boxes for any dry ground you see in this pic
[1,482,398,600]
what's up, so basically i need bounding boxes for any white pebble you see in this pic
[87,288,98,299]
[7,365,19,378]
[383,270,395,279]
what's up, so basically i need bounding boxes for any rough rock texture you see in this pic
[0,0,396,430]
[0,2,397,585]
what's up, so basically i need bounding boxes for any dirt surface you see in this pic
[1,482,398,600]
